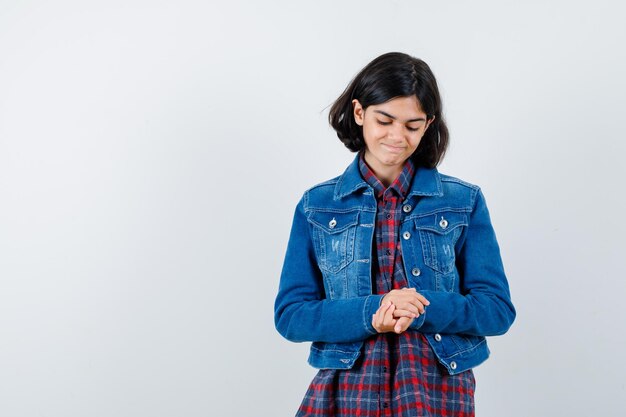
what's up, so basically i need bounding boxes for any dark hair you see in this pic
[329,52,449,168]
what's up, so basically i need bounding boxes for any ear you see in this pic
[352,99,364,126]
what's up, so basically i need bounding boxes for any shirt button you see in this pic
[385,213,392,219]
[402,204,412,213]
[385,249,392,256]
[450,361,457,370]
[383,403,389,408]
[434,333,442,342]
[411,267,421,277]
[383,366,388,372]
[402,231,411,240]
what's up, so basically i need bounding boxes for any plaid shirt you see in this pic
[297,153,475,417]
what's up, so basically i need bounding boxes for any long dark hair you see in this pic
[329,52,449,168]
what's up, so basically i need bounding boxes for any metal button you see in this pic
[402,231,411,240]
[450,361,457,370]
[411,267,421,277]
[329,218,337,229]
[402,204,412,213]
[385,213,392,219]
[439,217,448,229]
[434,333,442,342]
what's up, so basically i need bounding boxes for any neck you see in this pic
[363,153,403,188]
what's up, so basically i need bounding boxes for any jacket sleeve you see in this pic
[274,195,384,343]
[418,188,516,336]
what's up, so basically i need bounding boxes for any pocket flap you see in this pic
[414,211,468,235]
[308,210,359,234]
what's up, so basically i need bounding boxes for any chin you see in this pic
[382,157,405,166]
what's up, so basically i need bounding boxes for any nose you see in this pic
[387,123,404,142]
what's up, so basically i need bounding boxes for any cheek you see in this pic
[408,134,424,148]
[363,123,386,139]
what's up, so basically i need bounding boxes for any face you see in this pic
[353,95,434,175]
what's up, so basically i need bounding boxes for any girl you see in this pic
[274,52,515,417]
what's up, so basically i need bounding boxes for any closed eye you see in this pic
[377,120,420,132]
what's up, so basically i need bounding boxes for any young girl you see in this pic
[274,52,515,417]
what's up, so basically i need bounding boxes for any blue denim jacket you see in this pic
[274,155,515,375]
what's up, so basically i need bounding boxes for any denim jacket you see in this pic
[274,155,515,375]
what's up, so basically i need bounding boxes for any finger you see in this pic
[373,304,385,330]
[394,317,405,333]
[400,294,428,313]
[375,302,392,329]
[415,292,430,306]
[383,304,397,327]
[395,316,413,334]
[393,298,421,316]
[392,308,418,319]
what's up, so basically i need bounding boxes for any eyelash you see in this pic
[377,120,419,132]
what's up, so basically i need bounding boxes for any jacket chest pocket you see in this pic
[307,210,359,273]
[415,211,467,273]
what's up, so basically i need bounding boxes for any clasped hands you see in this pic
[371,288,430,334]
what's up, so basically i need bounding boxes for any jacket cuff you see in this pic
[363,294,385,335]
[409,310,426,330]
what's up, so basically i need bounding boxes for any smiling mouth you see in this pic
[381,143,406,153]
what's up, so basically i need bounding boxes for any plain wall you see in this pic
[1,0,625,416]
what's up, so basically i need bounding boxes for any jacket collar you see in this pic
[334,154,443,200]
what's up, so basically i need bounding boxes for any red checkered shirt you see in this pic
[296,153,476,417]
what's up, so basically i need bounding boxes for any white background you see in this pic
[1,1,625,416]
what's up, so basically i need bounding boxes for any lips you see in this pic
[381,143,406,153]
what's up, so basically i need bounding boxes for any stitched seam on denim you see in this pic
[334,173,370,199]
[415,222,467,234]
[405,207,472,221]
[306,207,375,217]
[470,187,480,209]
[323,275,335,299]
[338,183,369,199]
[306,177,340,193]
[363,296,378,335]
[308,207,366,214]
[440,176,479,190]
[315,228,327,271]
[310,346,362,354]
[307,216,358,232]
[444,338,487,358]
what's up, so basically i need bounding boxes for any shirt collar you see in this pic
[358,152,414,200]
[333,154,444,200]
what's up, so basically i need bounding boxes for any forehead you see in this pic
[369,96,427,120]
[370,96,426,116]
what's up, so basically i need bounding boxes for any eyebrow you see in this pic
[374,110,426,123]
